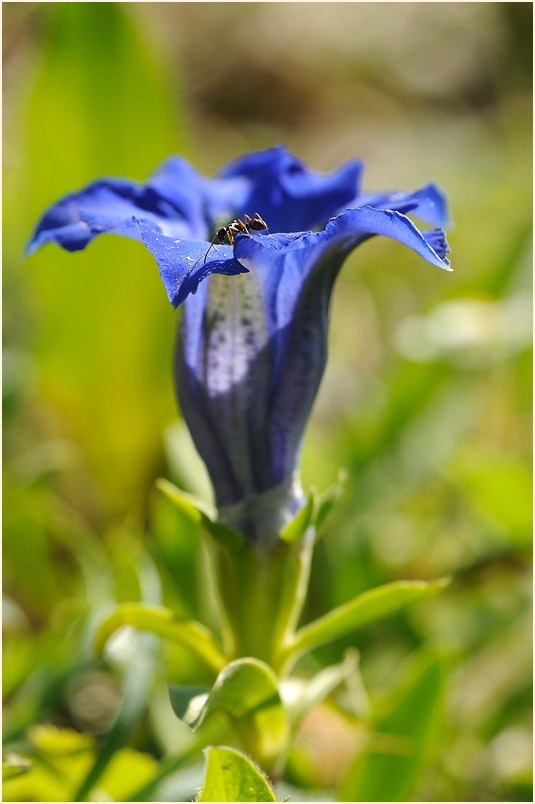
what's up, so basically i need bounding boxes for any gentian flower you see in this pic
[27,145,451,545]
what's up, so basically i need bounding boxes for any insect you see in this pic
[203,212,272,263]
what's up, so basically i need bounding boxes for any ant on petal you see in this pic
[203,213,273,263]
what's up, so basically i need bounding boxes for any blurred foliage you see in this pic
[3,3,532,802]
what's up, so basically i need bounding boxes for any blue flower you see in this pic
[27,145,451,544]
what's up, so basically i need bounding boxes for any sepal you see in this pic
[315,468,348,537]
[279,489,316,544]
[155,477,216,522]
[156,478,245,551]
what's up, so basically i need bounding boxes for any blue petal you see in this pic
[25,155,254,258]
[234,208,451,389]
[176,272,274,508]
[219,144,362,233]
[175,206,451,508]
[147,155,251,236]
[25,177,197,256]
[226,208,451,483]
[234,206,451,338]
[354,182,450,226]
[137,223,248,308]
[235,207,451,381]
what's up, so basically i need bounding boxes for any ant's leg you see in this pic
[236,218,251,236]
[252,213,267,229]
[252,212,276,240]
[203,233,219,264]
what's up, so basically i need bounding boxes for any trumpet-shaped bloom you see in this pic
[27,145,451,544]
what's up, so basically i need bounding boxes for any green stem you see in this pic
[207,529,315,674]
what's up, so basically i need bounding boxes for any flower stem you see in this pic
[208,529,315,674]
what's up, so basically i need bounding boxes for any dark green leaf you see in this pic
[169,685,210,726]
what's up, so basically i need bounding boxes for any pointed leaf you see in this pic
[156,478,216,523]
[94,603,227,672]
[157,478,245,550]
[197,747,276,802]
[279,491,316,544]
[201,517,246,551]
[285,578,450,660]
[315,468,348,534]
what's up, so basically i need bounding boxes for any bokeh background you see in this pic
[3,3,532,802]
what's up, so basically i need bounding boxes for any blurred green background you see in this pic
[3,3,532,802]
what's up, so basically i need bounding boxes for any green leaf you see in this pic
[285,578,450,661]
[156,478,245,551]
[198,659,288,772]
[201,518,246,552]
[2,754,32,781]
[197,747,276,802]
[315,469,348,534]
[94,603,227,672]
[280,491,316,544]
[340,651,446,802]
[156,478,216,523]
[168,684,210,727]
[199,659,281,724]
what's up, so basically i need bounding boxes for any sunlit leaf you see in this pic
[315,469,348,535]
[197,747,276,802]
[156,478,217,524]
[280,491,316,544]
[285,578,450,661]
[94,602,227,672]
[157,478,245,550]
